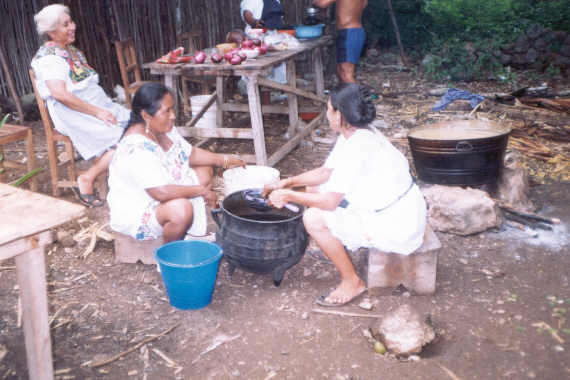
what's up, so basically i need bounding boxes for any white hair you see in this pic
[34,4,70,38]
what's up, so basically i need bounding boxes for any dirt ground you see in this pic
[1,59,569,380]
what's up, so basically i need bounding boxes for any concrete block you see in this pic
[368,226,440,295]
[114,233,163,265]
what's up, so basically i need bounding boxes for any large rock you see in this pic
[377,304,435,356]
[421,185,502,235]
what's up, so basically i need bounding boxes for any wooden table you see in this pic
[0,184,85,380]
[143,35,332,166]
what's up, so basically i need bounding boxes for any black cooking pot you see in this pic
[211,189,308,286]
[407,120,511,186]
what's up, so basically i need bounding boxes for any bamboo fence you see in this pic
[0,0,322,106]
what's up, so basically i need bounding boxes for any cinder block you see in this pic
[367,226,441,295]
[114,233,163,265]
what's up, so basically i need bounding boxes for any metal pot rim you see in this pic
[408,120,511,140]
[219,188,303,223]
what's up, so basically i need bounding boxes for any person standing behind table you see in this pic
[263,84,426,306]
[107,83,246,243]
[313,0,368,83]
[31,4,130,207]
[241,0,285,33]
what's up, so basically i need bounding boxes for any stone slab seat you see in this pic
[114,233,163,265]
[367,225,441,296]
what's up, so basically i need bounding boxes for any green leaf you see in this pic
[11,168,43,187]
[0,114,9,129]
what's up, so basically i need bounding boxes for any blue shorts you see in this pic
[336,28,366,64]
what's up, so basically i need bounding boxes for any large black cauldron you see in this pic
[211,189,308,286]
[408,120,511,186]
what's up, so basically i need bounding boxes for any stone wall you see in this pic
[497,25,570,72]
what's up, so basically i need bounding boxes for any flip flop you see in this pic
[72,187,104,207]
[315,287,367,308]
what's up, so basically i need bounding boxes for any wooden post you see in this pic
[15,246,54,380]
[245,74,268,165]
[286,58,299,137]
[216,76,224,127]
[313,47,325,98]
[0,46,24,122]
[386,0,408,66]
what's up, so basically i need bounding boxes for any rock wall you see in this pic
[497,25,570,72]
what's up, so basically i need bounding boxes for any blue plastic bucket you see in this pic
[155,240,223,310]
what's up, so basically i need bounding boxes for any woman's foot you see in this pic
[316,278,367,307]
[73,174,104,207]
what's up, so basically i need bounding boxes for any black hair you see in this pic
[127,82,173,128]
[329,83,376,128]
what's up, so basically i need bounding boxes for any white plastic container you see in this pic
[191,94,217,129]
[222,165,280,196]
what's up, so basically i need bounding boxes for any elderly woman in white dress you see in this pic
[108,83,246,243]
[31,4,129,206]
[264,83,427,306]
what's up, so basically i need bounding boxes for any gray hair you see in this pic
[34,4,70,38]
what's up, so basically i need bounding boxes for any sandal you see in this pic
[72,187,105,207]
[315,287,367,308]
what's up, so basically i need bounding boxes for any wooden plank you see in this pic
[216,76,224,127]
[268,111,324,166]
[286,58,299,137]
[163,74,180,120]
[0,231,53,261]
[222,103,322,114]
[16,245,54,380]
[245,74,268,165]
[0,184,85,245]
[186,92,217,128]
[257,77,326,104]
[179,127,253,139]
[313,46,325,98]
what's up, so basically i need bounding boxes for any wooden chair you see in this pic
[114,38,148,108]
[0,123,37,191]
[177,31,216,117]
[28,68,77,196]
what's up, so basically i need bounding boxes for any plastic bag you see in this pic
[263,30,301,51]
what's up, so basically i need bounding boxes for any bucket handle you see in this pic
[455,141,474,152]
[211,208,223,227]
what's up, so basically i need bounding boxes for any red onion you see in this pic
[224,52,234,62]
[238,51,247,61]
[211,53,223,63]
[241,39,254,48]
[230,55,242,65]
[259,43,268,54]
[194,51,206,64]
[252,38,262,46]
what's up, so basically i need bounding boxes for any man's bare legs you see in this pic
[337,62,356,83]
[77,149,114,195]
[303,207,366,304]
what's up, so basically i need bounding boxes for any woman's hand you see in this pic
[202,188,218,208]
[95,108,118,126]
[262,178,290,198]
[224,154,247,169]
[267,189,292,209]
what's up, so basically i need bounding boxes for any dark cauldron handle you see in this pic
[211,208,223,227]
[455,141,474,152]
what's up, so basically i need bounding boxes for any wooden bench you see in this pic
[367,225,441,295]
[113,233,163,265]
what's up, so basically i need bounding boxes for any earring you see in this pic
[145,121,150,134]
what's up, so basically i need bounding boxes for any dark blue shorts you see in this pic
[336,28,366,64]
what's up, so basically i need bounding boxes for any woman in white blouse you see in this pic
[264,83,427,307]
[31,4,129,206]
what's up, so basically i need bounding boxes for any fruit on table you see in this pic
[252,38,262,46]
[211,53,223,63]
[241,39,254,49]
[259,43,268,54]
[194,51,206,64]
[230,55,242,65]
[237,51,247,61]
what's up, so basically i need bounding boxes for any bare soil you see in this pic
[1,61,569,380]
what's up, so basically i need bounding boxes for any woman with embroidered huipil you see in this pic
[31,4,129,207]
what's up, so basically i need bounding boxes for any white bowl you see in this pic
[240,48,260,59]
[223,165,279,196]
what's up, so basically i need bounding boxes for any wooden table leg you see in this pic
[286,58,299,137]
[245,75,268,165]
[216,76,224,127]
[15,245,53,380]
[164,74,180,121]
[314,47,325,98]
